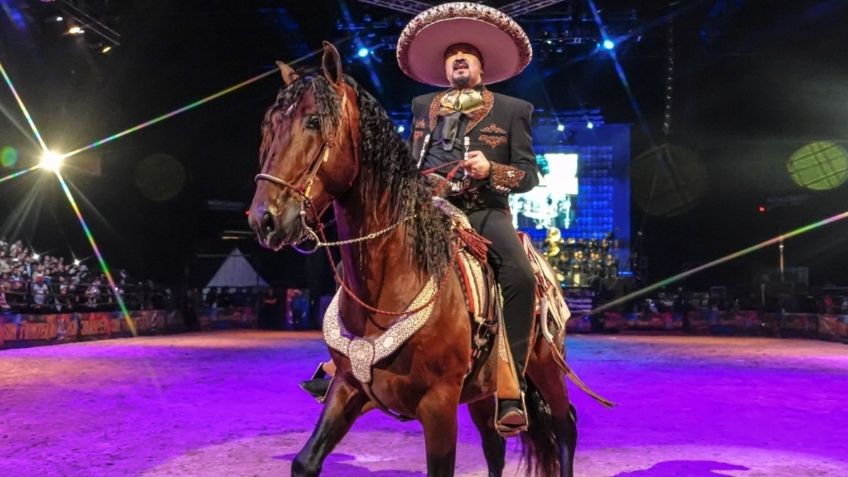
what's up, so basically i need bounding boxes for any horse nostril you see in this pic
[262,211,275,235]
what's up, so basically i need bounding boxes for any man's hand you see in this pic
[464,150,491,179]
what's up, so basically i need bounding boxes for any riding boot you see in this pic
[299,361,333,403]
[494,321,529,437]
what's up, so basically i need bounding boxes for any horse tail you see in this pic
[519,379,560,477]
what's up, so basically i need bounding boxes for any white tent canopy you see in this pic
[205,248,269,288]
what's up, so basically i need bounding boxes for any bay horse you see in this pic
[249,42,585,477]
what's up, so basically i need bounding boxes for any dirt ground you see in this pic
[1,330,846,476]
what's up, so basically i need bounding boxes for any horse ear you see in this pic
[321,41,344,87]
[276,61,299,86]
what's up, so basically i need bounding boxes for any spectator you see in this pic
[258,288,280,329]
[0,283,11,313]
[86,278,101,309]
[31,274,49,311]
[182,288,200,331]
[55,277,72,312]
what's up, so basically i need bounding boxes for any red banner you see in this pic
[1,307,257,348]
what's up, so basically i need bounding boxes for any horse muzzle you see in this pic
[248,201,304,251]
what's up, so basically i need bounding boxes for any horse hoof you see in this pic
[292,457,320,477]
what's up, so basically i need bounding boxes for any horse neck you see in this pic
[332,186,427,335]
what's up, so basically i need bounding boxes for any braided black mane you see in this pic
[261,73,452,275]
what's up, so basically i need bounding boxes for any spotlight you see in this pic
[101,46,112,54]
[32,253,40,260]
[557,124,566,132]
[74,259,81,266]
[586,121,595,129]
[54,16,63,22]
[357,47,370,58]
[602,39,615,50]
[397,125,405,133]
[39,150,65,172]
[68,26,84,35]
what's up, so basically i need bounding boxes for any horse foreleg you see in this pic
[292,377,368,477]
[417,386,461,477]
[468,395,505,477]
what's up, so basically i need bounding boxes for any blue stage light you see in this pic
[602,39,615,50]
[397,125,405,133]
[587,121,595,129]
[557,124,565,132]
[357,47,370,58]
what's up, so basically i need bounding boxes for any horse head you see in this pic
[248,42,361,250]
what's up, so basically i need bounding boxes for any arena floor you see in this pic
[1,330,846,476]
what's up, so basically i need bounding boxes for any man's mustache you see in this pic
[452,59,469,70]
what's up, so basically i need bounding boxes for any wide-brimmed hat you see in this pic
[397,2,532,87]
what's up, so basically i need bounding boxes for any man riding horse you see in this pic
[302,2,540,435]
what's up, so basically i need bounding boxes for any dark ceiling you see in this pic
[2,0,848,291]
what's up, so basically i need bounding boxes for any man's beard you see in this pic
[452,74,470,88]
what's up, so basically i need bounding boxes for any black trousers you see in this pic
[466,208,535,386]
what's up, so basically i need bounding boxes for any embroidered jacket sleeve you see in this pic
[488,101,539,195]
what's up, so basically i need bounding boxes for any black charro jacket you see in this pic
[410,88,540,211]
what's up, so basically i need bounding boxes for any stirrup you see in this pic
[299,377,333,403]
[308,361,327,381]
[299,362,332,403]
[494,392,528,437]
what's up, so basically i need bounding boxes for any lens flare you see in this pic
[54,172,138,336]
[39,150,65,172]
[0,61,48,152]
[588,209,848,316]
[61,44,342,159]
[0,165,38,184]
[1,145,19,167]
[61,70,278,159]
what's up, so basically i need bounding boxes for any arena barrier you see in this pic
[0,307,257,349]
[2,307,844,349]
[567,310,848,342]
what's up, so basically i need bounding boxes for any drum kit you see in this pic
[544,228,620,288]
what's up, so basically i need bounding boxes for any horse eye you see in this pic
[305,115,321,130]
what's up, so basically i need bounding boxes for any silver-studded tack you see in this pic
[348,338,376,383]
[321,276,438,385]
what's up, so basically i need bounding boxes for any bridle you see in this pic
[255,82,420,257]
[254,139,332,254]
[254,86,358,254]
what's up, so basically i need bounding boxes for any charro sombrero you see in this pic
[396,2,532,87]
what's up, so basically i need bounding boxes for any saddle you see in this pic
[433,196,613,411]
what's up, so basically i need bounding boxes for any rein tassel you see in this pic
[456,227,491,263]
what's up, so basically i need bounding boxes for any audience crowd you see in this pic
[0,239,147,314]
